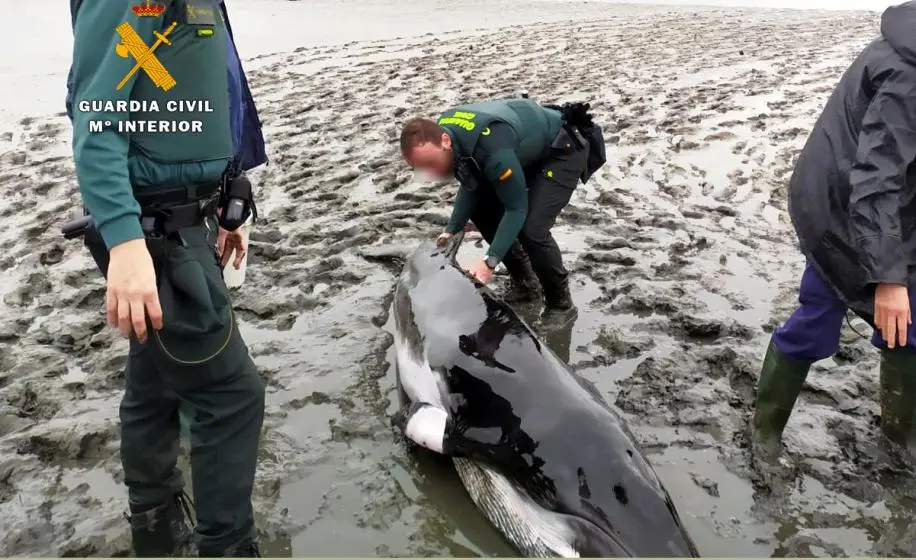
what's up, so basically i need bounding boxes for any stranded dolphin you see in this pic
[387,233,700,557]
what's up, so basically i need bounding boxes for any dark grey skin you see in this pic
[390,234,700,558]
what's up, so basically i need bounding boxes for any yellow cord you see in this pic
[153,310,235,365]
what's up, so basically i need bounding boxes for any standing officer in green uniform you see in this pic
[66,0,266,555]
[399,98,605,327]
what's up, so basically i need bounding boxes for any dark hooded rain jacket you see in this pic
[789,1,916,318]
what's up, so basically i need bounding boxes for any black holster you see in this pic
[70,181,221,276]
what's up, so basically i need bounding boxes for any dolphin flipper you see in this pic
[361,231,466,268]
[358,244,416,275]
[393,401,453,454]
[358,243,415,261]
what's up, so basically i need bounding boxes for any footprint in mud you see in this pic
[577,327,655,369]
[15,427,116,467]
[667,312,756,343]
[8,384,62,421]
[38,243,65,266]
[4,272,52,308]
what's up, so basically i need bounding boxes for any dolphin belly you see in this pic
[394,329,446,408]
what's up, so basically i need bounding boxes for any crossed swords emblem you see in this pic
[114,21,178,91]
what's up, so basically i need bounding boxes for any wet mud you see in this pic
[0,4,906,557]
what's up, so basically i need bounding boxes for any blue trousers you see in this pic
[773,264,916,361]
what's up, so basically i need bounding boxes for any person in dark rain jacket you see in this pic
[753,1,916,460]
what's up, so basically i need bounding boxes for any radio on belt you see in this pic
[217,172,257,232]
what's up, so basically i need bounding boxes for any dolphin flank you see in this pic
[389,233,699,557]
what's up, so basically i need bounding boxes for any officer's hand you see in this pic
[216,226,247,270]
[435,232,453,247]
[466,258,494,284]
[875,283,911,349]
[106,238,162,343]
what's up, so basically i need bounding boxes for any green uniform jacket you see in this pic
[69,0,232,249]
[438,99,562,261]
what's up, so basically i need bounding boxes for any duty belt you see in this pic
[60,180,221,240]
[138,180,220,237]
[133,180,220,209]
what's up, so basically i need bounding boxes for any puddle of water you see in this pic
[59,467,123,504]
[668,60,772,89]
[772,475,880,555]
[281,463,350,545]
[277,403,338,444]
[649,444,775,556]
[677,142,739,200]
[59,364,88,385]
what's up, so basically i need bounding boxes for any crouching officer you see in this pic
[66,0,267,555]
[753,1,916,461]
[399,98,606,327]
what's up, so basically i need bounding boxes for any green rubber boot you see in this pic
[879,349,916,457]
[752,339,812,454]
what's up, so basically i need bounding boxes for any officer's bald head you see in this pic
[400,117,453,179]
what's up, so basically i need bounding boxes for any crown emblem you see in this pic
[131,0,165,17]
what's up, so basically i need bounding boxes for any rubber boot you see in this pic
[879,349,916,458]
[503,258,542,304]
[209,540,261,557]
[538,279,578,330]
[751,339,811,461]
[501,248,542,304]
[128,491,194,557]
[241,542,262,557]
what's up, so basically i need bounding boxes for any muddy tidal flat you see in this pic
[1,3,910,557]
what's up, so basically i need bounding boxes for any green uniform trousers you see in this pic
[87,221,265,556]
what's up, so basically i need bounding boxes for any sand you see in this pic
[1,0,912,557]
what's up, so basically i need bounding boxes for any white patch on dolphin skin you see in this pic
[403,405,448,453]
[394,332,446,408]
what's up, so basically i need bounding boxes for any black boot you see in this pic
[128,491,194,557]
[198,536,261,557]
[244,541,262,557]
[538,279,578,329]
[503,264,542,304]
[211,540,261,557]
[501,248,542,304]
[879,349,916,458]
